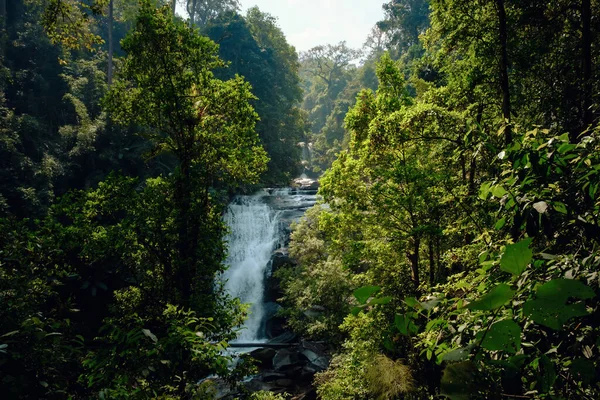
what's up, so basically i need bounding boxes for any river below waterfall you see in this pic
[222,187,318,343]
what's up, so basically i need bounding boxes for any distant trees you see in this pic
[182,0,240,26]
[203,7,306,183]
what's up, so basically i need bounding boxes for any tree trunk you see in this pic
[496,0,511,145]
[428,239,435,286]
[171,0,177,17]
[175,163,193,305]
[187,0,197,26]
[581,0,592,130]
[107,0,113,86]
[409,237,420,290]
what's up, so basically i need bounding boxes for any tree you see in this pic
[182,0,239,27]
[104,0,267,306]
[376,0,430,57]
[203,8,305,183]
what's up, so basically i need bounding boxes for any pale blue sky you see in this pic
[239,0,385,52]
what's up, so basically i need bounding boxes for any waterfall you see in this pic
[223,193,282,342]
[223,188,318,343]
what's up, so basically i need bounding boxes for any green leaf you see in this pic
[491,185,507,198]
[353,285,380,305]
[481,320,521,353]
[368,296,392,305]
[494,217,506,230]
[442,345,473,362]
[500,238,533,276]
[479,182,491,200]
[553,202,568,214]
[536,279,595,303]
[440,361,478,400]
[420,296,443,310]
[404,297,421,308]
[523,298,589,330]
[395,314,410,335]
[350,306,364,316]
[557,143,576,154]
[466,284,514,311]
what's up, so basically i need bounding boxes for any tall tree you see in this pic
[105,1,267,304]
[496,0,511,144]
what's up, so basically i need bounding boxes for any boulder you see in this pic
[274,378,295,387]
[249,347,276,368]
[300,340,329,370]
[272,348,300,370]
[261,372,287,382]
[270,251,295,274]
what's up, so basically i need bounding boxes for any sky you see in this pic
[238,0,385,53]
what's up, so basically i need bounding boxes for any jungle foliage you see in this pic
[0,0,294,397]
[281,0,600,398]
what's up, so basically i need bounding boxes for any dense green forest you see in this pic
[1,0,600,399]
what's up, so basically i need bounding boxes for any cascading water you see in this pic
[222,194,282,342]
[223,188,318,343]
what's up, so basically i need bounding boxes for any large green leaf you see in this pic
[368,296,392,305]
[353,285,380,305]
[523,298,589,330]
[442,345,473,362]
[481,319,521,353]
[500,238,533,276]
[395,314,410,335]
[420,296,443,310]
[466,284,514,311]
[536,279,595,303]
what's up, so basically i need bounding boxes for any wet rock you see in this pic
[244,379,276,393]
[249,347,276,368]
[262,372,286,382]
[310,357,329,371]
[266,316,287,339]
[265,278,283,302]
[272,348,300,370]
[292,177,319,190]
[279,364,305,378]
[275,378,294,387]
[270,251,295,274]
[300,340,329,370]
